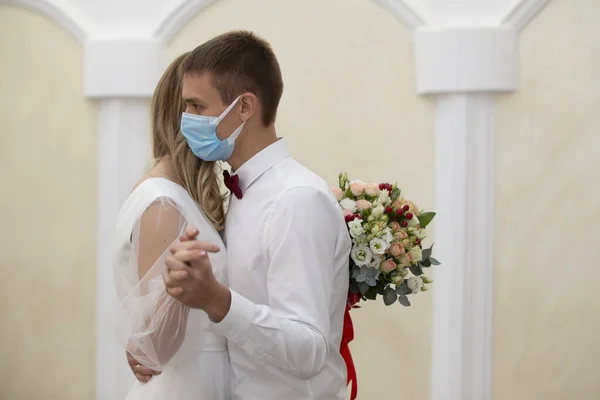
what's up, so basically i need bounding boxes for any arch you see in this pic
[154,0,425,43]
[0,0,88,43]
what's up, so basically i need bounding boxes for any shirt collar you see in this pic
[234,138,289,195]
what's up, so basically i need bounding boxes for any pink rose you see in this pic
[331,187,344,202]
[349,181,365,196]
[343,209,353,217]
[355,199,372,212]
[380,259,397,273]
[397,254,410,266]
[364,183,380,197]
[389,242,405,257]
[389,221,401,231]
[397,230,408,240]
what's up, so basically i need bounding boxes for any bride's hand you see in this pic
[126,352,160,383]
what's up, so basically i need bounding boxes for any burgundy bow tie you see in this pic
[223,171,243,199]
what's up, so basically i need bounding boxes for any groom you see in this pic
[129,31,352,399]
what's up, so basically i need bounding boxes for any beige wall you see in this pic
[494,0,600,399]
[168,0,436,398]
[0,5,98,400]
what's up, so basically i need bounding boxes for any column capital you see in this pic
[415,26,518,95]
[84,38,165,98]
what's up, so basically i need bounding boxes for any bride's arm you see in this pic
[115,198,191,371]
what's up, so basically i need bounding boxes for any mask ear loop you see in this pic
[211,95,242,126]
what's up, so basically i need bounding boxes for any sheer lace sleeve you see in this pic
[114,197,190,371]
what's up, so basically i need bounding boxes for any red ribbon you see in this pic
[341,292,360,400]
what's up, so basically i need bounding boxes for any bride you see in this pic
[113,53,231,400]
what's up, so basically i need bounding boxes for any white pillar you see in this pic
[85,38,165,400]
[415,26,517,400]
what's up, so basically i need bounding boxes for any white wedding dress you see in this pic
[114,177,231,400]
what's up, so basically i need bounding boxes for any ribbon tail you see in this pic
[341,306,358,400]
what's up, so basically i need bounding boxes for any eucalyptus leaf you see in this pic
[364,286,378,300]
[357,281,370,295]
[422,244,434,260]
[430,257,441,266]
[391,188,401,202]
[383,290,398,306]
[421,259,432,268]
[409,264,424,276]
[398,295,411,307]
[365,277,377,286]
[349,282,360,294]
[395,281,409,295]
[417,212,436,229]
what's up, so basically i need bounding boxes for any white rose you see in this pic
[407,277,424,293]
[348,219,364,238]
[340,198,357,212]
[368,255,382,269]
[407,215,420,227]
[378,190,390,205]
[351,244,373,267]
[409,246,422,262]
[369,238,387,255]
[371,205,384,218]
[416,229,427,239]
[382,228,393,245]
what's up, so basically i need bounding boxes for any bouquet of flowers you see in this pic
[332,172,440,308]
[334,172,441,400]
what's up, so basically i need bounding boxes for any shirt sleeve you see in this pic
[214,186,339,380]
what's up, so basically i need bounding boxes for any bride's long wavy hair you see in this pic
[151,53,225,230]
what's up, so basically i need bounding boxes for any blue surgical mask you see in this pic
[180,96,245,161]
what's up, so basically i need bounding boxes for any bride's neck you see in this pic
[148,156,178,183]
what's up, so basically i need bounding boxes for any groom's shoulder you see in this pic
[276,157,332,197]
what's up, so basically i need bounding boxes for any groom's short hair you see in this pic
[182,31,283,126]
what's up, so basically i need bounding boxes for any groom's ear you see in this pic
[239,93,258,122]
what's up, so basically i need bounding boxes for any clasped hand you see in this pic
[163,226,231,322]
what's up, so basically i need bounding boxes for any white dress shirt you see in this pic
[215,139,351,400]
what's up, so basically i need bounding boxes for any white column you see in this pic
[86,38,165,400]
[96,99,152,399]
[415,27,517,400]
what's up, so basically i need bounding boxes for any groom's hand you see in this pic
[126,352,160,383]
[163,231,231,322]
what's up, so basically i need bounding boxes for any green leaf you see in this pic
[421,259,432,268]
[383,289,398,306]
[349,282,360,294]
[391,187,401,202]
[357,281,370,295]
[422,243,434,260]
[430,257,441,266]
[364,286,378,300]
[395,281,409,295]
[398,295,411,307]
[409,264,424,276]
[417,212,436,228]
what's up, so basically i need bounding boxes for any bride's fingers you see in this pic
[172,249,207,263]
[170,240,220,254]
[182,225,199,240]
[165,254,189,272]
[163,261,187,286]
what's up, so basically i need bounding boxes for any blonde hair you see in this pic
[151,52,225,230]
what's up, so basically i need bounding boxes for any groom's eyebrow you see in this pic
[183,97,205,105]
